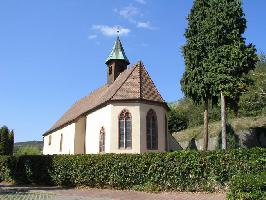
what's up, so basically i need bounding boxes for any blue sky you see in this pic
[0,0,265,142]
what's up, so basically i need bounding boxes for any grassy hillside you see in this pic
[14,141,43,151]
[173,115,266,142]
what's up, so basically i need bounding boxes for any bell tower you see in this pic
[105,37,130,84]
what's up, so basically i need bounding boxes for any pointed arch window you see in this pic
[99,127,105,153]
[60,134,63,152]
[146,109,158,150]
[49,135,52,145]
[119,109,132,149]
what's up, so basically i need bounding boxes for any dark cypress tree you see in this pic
[0,126,10,155]
[203,0,258,149]
[182,0,257,150]
[181,0,213,150]
[8,130,14,155]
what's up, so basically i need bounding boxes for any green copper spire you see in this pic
[105,37,130,65]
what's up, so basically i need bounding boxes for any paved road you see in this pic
[0,186,226,200]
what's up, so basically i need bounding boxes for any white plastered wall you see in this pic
[85,105,112,154]
[43,102,168,155]
[139,103,167,153]
[43,123,75,155]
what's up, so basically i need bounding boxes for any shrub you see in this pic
[227,172,266,200]
[0,148,265,192]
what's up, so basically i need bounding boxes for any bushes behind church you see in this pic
[0,148,265,192]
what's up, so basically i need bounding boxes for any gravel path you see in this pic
[0,185,226,200]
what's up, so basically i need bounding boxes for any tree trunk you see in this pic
[203,99,209,150]
[221,92,227,150]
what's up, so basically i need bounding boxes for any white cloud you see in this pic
[114,5,140,23]
[88,34,98,39]
[135,0,146,4]
[92,25,131,37]
[137,21,154,29]
[114,4,156,30]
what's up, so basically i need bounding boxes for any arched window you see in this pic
[146,109,158,150]
[49,135,52,145]
[99,127,105,153]
[119,109,132,149]
[60,134,63,152]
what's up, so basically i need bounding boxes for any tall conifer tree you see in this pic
[182,0,257,150]
[0,126,10,155]
[181,0,212,150]
[0,126,14,155]
[8,130,14,155]
[204,0,257,149]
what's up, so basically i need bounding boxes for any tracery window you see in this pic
[146,109,158,150]
[119,110,132,149]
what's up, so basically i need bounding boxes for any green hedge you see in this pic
[0,148,265,192]
[227,172,266,200]
[0,156,15,182]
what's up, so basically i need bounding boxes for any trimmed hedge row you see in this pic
[0,148,265,191]
[227,172,266,200]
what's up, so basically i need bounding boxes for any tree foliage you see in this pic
[168,102,189,133]
[238,55,266,116]
[181,0,213,103]
[204,0,258,98]
[182,0,258,100]
[0,126,14,155]
[14,145,42,156]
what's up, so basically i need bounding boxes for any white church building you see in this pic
[43,37,175,155]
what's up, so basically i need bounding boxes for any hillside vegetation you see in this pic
[173,115,266,142]
[14,141,43,155]
[169,55,266,135]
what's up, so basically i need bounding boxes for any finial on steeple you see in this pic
[116,26,120,36]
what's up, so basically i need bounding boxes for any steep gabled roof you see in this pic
[44,61,167,135]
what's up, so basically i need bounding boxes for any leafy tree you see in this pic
[168,106,188,133]
[238,55,266,116]
[181,0,213,150]
[203,0,258,149]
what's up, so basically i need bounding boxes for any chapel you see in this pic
[43,37,175,154]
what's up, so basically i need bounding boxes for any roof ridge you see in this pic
[139,62,143,99]
[109,64,138,100]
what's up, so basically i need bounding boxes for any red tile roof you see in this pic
[44,61,167,135]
